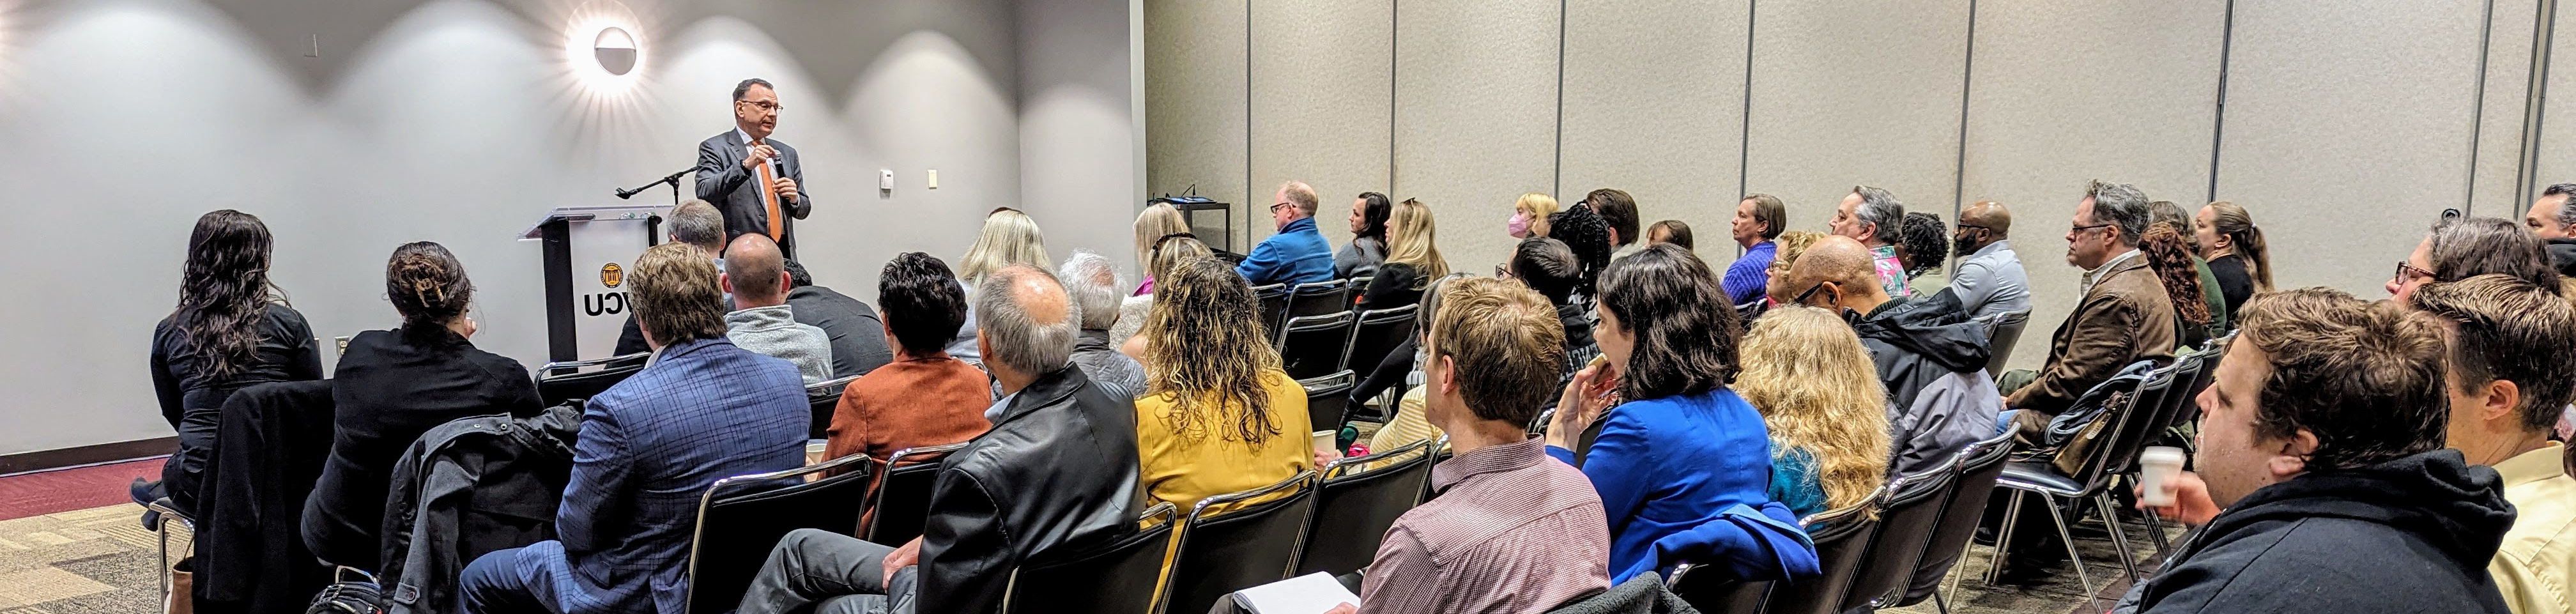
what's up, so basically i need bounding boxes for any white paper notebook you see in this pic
[1230,571,1361,614]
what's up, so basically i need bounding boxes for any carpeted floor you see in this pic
[0,460,162,522]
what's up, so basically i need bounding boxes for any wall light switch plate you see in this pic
[879,169,894,190]
[927,169,939,189]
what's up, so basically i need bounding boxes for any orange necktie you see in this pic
[753,141,783,241]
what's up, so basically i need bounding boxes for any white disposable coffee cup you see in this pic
[1313,430,1338,454]
[2139,446,2188,507]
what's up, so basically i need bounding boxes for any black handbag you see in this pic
[305,567,383,614]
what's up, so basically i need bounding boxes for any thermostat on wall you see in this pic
[880,169,894,190]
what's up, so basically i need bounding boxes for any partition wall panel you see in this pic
[1742,0,1973,236]
[1392,0,1563,272]
[1558,0,1750,269]
[1250,0,1394,248]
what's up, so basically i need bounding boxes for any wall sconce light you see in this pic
[594,27,636,76]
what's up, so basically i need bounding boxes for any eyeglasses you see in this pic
[1956,223,1994,231]
[2392,261,2435,284]
[737,100,785,112]
[1794,280,1833,306]
[1270,202,1296,214]
[2069,222,2113,235]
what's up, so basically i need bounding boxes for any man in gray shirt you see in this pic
[1950,200,2032,322]
[723,233,834,383]
[1057,251,1148,397]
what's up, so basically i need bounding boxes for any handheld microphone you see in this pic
[768,155,792,206]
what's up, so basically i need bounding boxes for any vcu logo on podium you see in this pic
[586,262,630,316]
[600,263,625,288]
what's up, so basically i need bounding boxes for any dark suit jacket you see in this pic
[696,130,813,256]
[786,285,896,378]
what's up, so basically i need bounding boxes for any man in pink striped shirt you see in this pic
[1330,277,1612,614]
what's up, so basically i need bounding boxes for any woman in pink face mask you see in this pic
[1512,193,1560,239]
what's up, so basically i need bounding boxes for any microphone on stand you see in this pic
[615,167,694,202]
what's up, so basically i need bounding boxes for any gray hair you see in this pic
[976,265,1080,376]
[1851,186,1906,244]
[670,200,726,251]
[2545,183,2576,227]
[1057,250,1124,330]
[2085,181,2152,245]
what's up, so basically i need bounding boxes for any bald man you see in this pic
[724,233,835,383]
[1238,180,1338,286]
[1787,236,2001,474]
[1950,201,2030,321]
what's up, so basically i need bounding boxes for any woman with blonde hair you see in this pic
[1511,192,1559,238]
[949,208,1052,360]
[1130,203,1189,295]
[1132,257,1314,514]
[1358,198,1452,311]
[1736,305,1891,517]
[1119,234,1213,358]
[2195,201,2271,315]
[1763,230,1828,307]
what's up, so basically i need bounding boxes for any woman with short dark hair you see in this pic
[303,242,542,569]
[1544,243,1783,583]
[824,252,992,464]
[145,210,324,515]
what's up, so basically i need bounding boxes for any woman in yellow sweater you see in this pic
[1133,257,1315,515]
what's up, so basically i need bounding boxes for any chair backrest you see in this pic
[1296,439,1434,577]
[1000,503,1179,614]
[681,452,878,614]
[1162,470,1321,614]
[1982,310,2032,378]
[1342,305,1419,376]
[1667,566,1771,614]
[2074,361,2184,487]
[1299,371,1358,435]
[1255,283,1292,339]
[535,351,652,406]
[1903,429,2016,604]
[861,441,972,545]
[2159,338,2227,434]
[1287,279,1353,318]
[1278,312,1357,380]
[804,374,859,440]
[1759,498,1880,614]
[1839,458,1961,611]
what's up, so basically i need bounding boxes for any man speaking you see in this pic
[698,78,814,258]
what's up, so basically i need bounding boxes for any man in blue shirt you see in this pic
[1237,180,1337,286]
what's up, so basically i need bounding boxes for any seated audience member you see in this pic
[823,252,991,463]
[1238,180,1337,287]
[1786,236,1999,475]
[1899,211,1951,296]
[2193,201,2270,316]
[1761,231,1828,306]
[951,207,1053,363]
[1722,194,1788,304]
[1735,306,1890,517]
[1510,192,1560,240]
[1508,237,1602,380]
[1358,198,1451,311]
[733,266,1141,614]
[2388,215,2562,305]
[1827,186,1913,298]
[1645,220,1694,250]
[1058,251,1148,397]
[1335,277,1606,613]
[2523,183,2576,276]
[724,234,834,383]
[1544,244,1793,583]
[303,242,541,569]
[1131,203,1188,295]
[2409,275,2576,614]
[1361,275,1466,454]
[783,259,895,378]
[1583,188,1643,260]
[616,199,727,355]
[2115,289,2511,614]
[2003,181,2175,428]
[1950,201,2031,322]
[1338,192,1393,279]
[1133,257,1314,511]
[1121,235,1213,358]
[143,210,324,516]
[2139,223,2223,349]
[1548,203,1616,299]
[461,242,809,614]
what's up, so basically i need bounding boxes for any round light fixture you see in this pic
[594,27,637,76]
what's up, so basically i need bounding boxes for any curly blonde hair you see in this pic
[1736,305,1890,512]
[1142,257,1286,443]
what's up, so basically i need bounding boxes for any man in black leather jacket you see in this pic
[736,265,1140,614]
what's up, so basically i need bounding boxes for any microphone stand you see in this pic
[615,167,693,205]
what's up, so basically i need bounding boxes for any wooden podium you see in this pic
[521,205,667,362]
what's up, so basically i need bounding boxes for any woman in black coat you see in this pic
[145,210,324,516]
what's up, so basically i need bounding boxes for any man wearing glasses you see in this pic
[1236,180,1338,287]
[697,78,815,259]
[1948,200,2030,323]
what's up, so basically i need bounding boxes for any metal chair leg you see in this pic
[1986,490,2027,585]
[1933,587,1952,614]
[1945,539,1974,602]
[2039,493,2096,598]
[2096,493,2141,583]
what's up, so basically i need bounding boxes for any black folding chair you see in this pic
[1988,360,2182,595]
[1759,498,1881,614]
[1981,310,2031,380]
[1299,371,1358,436]
[1840,457,1960,611]
[1277,312,1356,380]
[1254,283,1291,340]
[1287,279,1352,318]
[861,441,972,546]
[1667,567,1770,614]
[804,374,859,440]
[679,452,878,613]
[999,503,1178,614]
[1161,470,1321,614]
[1341,305,1418,376]
[1296,439,1434,576]
[1908,430,2015,609]
[536,351,652,406]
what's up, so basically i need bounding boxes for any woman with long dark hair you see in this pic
[302,242,542,569]
[144,210,323,514]
[1336,192,1393,279]
[1543,243,1784,583]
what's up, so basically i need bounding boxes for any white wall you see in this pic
[0,0,1137,456]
